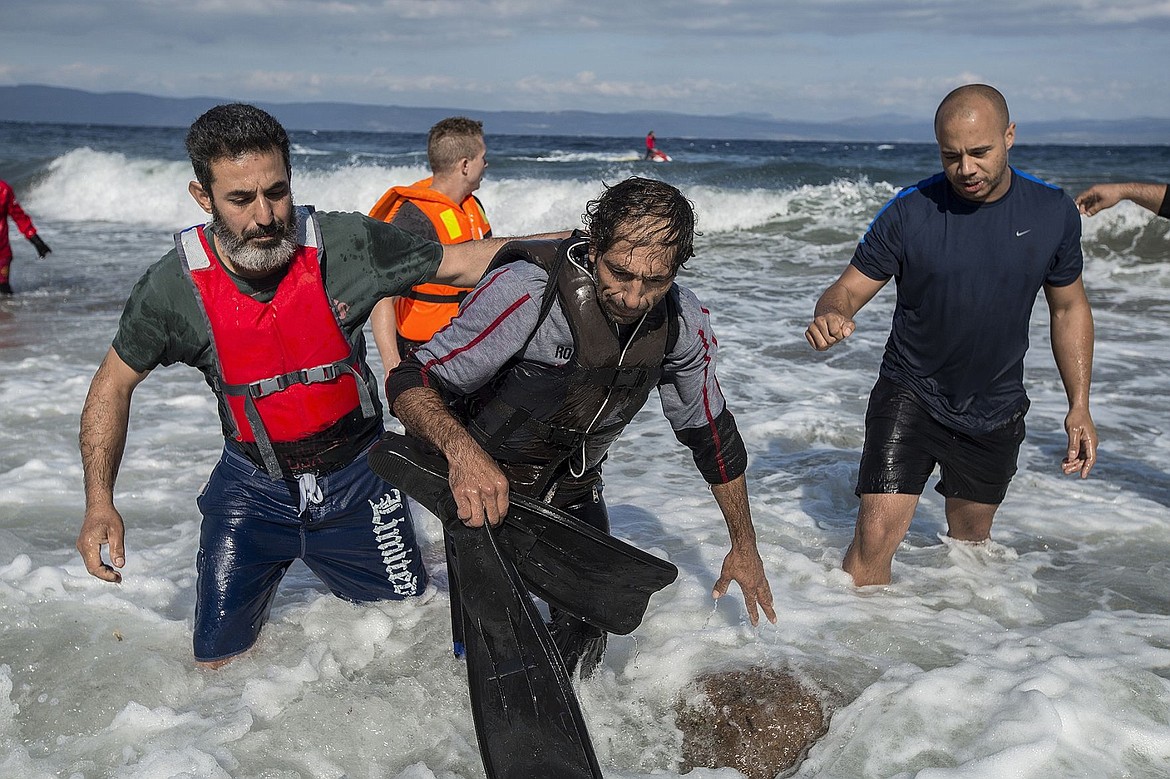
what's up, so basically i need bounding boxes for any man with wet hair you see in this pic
[76,103,559,667]
[806,84,1098,586]
[388,176,776,677]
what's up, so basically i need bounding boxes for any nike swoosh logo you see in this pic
[1016,229,1031,237]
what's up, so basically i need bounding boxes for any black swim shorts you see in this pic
[855,376,1027,505]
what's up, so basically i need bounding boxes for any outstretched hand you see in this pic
[76,505,126,583]
[1073,184,1123,216]
[712,545,777,627]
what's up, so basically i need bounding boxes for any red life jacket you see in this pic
[176,206,375,477]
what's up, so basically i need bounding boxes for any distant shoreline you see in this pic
[3,84,1168,146]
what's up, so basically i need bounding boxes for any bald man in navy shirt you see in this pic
[806,84,1098,586]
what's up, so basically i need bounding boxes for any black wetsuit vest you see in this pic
[460,235,678,504]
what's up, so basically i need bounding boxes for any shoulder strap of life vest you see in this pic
[176,206,376,478]
[487,232,583,353]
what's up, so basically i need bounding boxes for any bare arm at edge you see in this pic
[1074,183,1169,216]
[1045,277,1098,479]
[805,265,888,351]
[432,231,572,288]
[709,474,777,626]
[77,348,149,583]
[371,297,403,377]
[393,386,510,527]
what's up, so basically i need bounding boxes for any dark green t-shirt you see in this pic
[111,210,443,459]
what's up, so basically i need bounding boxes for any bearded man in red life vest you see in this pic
[76,103,565,667]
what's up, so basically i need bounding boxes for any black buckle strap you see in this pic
[300,364,341,384]
[405,289,470,304]
[247,364,344,398]
[541,424,581,448]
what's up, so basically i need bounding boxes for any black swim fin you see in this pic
[368,431,678,633]
[448,518,602,778]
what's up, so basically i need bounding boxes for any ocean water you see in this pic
[2,120,1170,778]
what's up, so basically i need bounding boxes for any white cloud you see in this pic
[0,0,1166,121]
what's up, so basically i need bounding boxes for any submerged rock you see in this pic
[675,665,827,779]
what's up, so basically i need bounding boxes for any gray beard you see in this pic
[210,214,297,275]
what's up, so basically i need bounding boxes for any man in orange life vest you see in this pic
[74,104,560,667]
[369,117,491,374]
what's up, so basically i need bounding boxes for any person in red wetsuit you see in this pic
[0,179,51,294]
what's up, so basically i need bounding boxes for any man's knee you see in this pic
[842,494,919,583]
[855,494,919,544]
[944,497,998,541]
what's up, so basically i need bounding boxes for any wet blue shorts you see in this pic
[193,442,428,663]
[856,376,1027,505]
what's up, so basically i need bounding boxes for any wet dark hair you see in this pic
[185,103,291,193]
[583,177,697,274]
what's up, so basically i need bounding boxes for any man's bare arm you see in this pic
[709,475,777,626]
[433,231,571,288]
[77,348,149,582]
[1045,277,1097,479]
[393,386,510,527]
[371,297,403,377]
[805,265,887,351]
[1075,182,1169,216]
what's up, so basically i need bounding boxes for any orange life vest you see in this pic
[369,177,491,342]
[177,207,375,477]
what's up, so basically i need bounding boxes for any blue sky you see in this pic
[2,0,1167,124]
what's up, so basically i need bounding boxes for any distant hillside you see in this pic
[2,84,1168,145]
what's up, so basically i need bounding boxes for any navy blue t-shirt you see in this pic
[852,168,1083,434]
